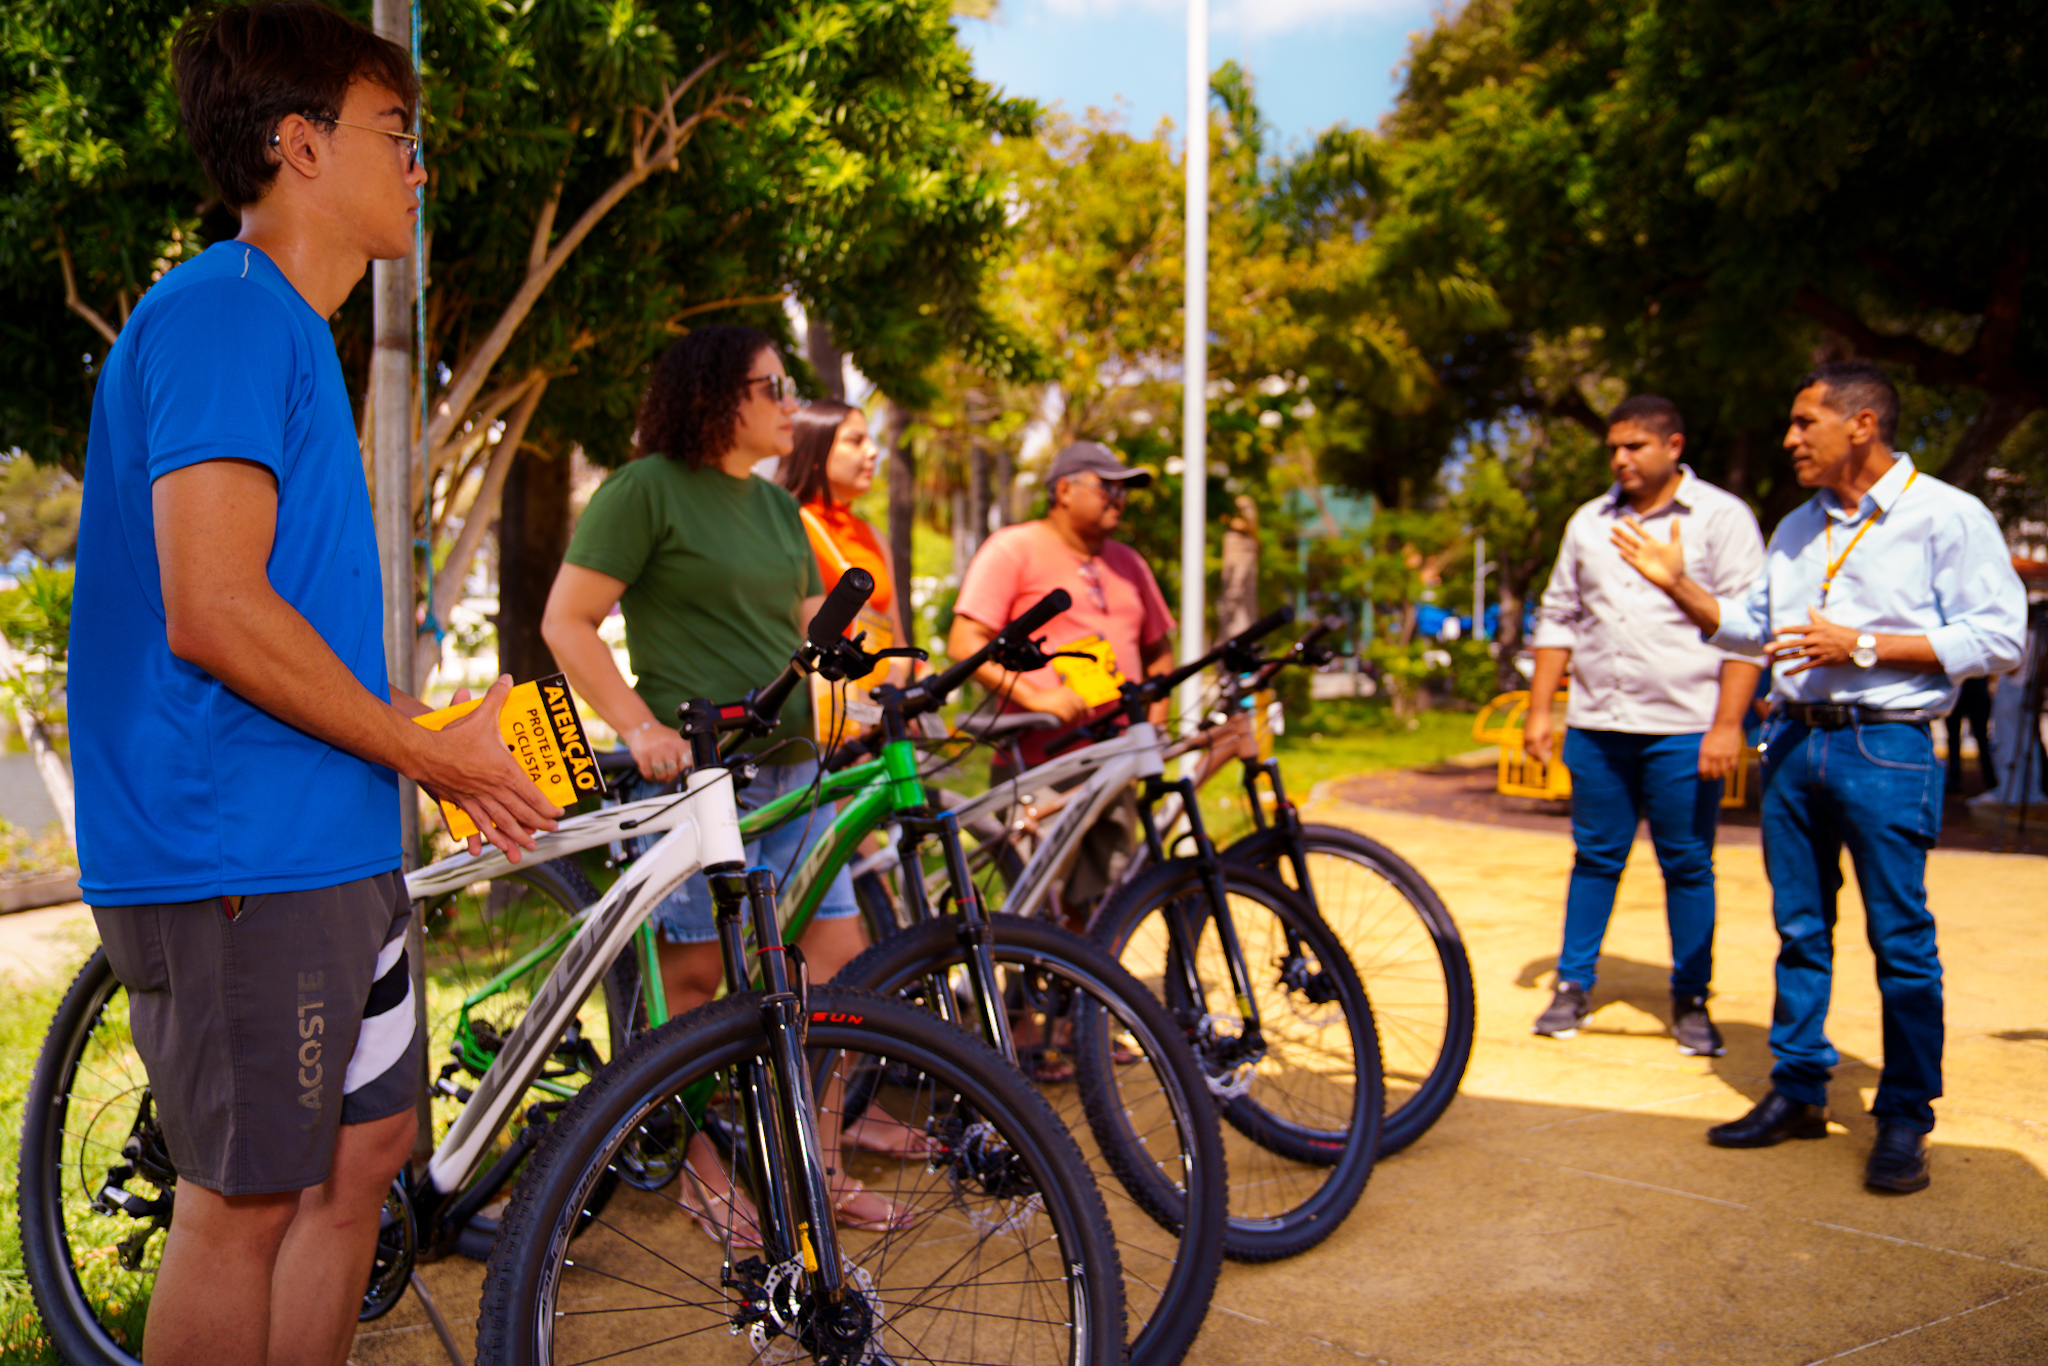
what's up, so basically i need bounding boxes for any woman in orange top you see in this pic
[779,400,912,689]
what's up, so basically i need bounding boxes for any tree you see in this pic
[2,0,1033,686]
[1374,0,2047,511]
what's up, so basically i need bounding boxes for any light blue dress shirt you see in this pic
[1710,453,2027,713]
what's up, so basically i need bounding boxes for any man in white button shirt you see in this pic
[1615,361,2026,1194]
[1525,395,1765,1055]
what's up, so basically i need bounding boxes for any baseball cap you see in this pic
[1046,440,1152,489]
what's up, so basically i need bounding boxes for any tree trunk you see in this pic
[1493,555,1539,696]
[991,446,1014,531]
[950,488,971,582]
[1938,392,2036,492]
[967,443,990,562]
[495,443,573,682]
[807,318,846,403]
[884,405,916,644]
[1218,493,1259,639]
[1721,428,1753,504]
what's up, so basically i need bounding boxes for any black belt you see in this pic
[1780,702,1944,729]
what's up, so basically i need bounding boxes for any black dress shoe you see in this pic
[1707,1090,1830,1148]
[1865,1122,1932,1193]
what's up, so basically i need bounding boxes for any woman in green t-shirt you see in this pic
[542,326,919,1233]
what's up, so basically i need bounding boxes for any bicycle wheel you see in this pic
[836,915,1226,1366]
[1092,861,1384,1262]
[476,986,1125,1366]
[18,949,156,1366]
[1225,824,1473,1154]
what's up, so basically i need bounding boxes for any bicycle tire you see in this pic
[835,915,1226,1366]
[1224,824,1473,1154]
[475,985,1126,1366]
[18,949,154,1366]
[1091,860,1384,1262]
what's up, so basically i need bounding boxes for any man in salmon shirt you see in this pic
[949,440,1176,921]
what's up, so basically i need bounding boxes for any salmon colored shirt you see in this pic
[800,498,894,619]
[953,521,1175,766]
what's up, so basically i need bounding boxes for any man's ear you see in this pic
[1846,407,1880,446]
[1666,431,1685,461]
[269,113,325,184]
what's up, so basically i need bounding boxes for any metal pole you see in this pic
[371,0,432,1178]
[1178,0,1209,738]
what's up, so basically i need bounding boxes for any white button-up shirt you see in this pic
[1710,453,2027,712]
[1534,467,1765,734]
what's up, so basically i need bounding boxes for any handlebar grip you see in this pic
[808,568,876,647]
[1235,606,1295,648]
[1000,588,1072,642]
[1295,616,1342,651]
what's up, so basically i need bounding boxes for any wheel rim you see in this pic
[526,1027,1096,1366]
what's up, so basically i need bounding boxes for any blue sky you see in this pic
[955,0,1439,154]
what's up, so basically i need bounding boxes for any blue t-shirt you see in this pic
[70,241,400,904]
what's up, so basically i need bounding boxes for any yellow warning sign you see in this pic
[414,673,604,841]
[1051,634,1127,708]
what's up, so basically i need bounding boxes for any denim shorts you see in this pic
[622,758,860,944]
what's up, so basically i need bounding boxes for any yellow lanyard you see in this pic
[1820,468,1916,605]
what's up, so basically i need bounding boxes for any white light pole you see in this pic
[1178,0,1208,736]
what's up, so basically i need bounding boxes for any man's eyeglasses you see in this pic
[747,374,800,404]
[273,118,422,173]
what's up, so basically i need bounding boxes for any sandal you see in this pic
[831,1176,917,1233]
[843,1112,935,1161]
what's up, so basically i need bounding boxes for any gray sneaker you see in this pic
[1672,993,1726,1056]
[1533,980,1590,1038]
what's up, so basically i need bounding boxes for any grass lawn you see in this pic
[3,965,75,1365]
[1198,699,1481,845]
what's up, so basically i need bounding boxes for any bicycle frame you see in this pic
[403,769,745,1216]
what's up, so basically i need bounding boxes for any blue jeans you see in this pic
[623,759,860,944]
[1559,728,1723,996]
[1758,717,1943,1132]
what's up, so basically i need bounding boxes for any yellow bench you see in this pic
[1475,690,1754,808]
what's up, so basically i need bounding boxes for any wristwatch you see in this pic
[1852,633,1878,669]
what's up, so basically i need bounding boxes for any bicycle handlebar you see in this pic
[808,567,874,647]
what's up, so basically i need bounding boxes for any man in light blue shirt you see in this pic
[1615,360,2025,1196]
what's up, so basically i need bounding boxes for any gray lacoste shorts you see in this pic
[92,870,421,1196]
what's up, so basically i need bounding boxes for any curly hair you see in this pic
[778,399,856,506]
[634,326,778,468]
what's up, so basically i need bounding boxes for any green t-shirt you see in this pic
[565,457,823,750]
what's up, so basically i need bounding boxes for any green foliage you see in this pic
[0,453,80,565]
[1,969,72,1365]
[1373,0,2047,509]
[0,817,75,877]
[0,563,71,718]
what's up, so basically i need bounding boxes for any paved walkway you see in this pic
[11,791,2046,1365]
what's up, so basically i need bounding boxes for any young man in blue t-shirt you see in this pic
[69,6,559,1362]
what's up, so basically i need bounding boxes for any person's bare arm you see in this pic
[541,563,689,781]
[947,614,1087,722]
[155,459,558,858]
[1611,516,1722,635]
[1699,660,1763,779]
[1140,633,1173,726]
[1523,646,1570,763]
